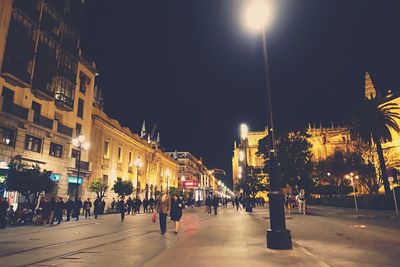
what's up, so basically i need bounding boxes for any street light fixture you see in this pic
[72,134,90,201]
[134,157,143,198]
[242,0,292,249]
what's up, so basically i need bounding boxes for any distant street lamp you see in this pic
[242,0,292,249]
[134,157,143,198]
[348,173,359,213]
[72,134,90,201]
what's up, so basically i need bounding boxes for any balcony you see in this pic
[2,102,28,120]
[57,122,73,137]
[33,113,53,129]
[55,92,74,111]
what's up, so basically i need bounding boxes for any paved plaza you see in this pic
[0,206,399,267]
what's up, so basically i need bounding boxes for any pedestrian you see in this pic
[49,197,56,225]
[119,196,126,222]
[0,198,9,229]
[65,197,74,221]
[127,197,132,215]
[157,191,170,235]
[83,198,92,219]
[74,198,83,221]
[149,196,155,213]
[136,198,142,214]
[212,196,219,215]
[111,198,116,214]
[42,198,50,224]
[143,198,149,213]
[101,199,106,214]
[94,197,101,219]
[297,189,306,215]
[57,197,65,224]
[170,194,183,234]
[205,196,212,214]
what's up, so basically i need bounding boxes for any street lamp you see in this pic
[134,157,143,198]
[242,0,292,249]
[72,134,90,201]
[348,173,358,213]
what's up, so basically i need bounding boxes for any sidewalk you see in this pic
[144,208,328,267]
[308,205,400,219]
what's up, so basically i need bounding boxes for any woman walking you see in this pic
[170,194,183,234]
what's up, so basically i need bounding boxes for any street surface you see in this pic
[0,205,399,267]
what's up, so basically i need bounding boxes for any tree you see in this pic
[351,97,400,194]
[353,144,381,195]
[112,178,133,197]
[258,130,314,192]
[168,186,183,197]
[88,181,108,201]
[236,166,268,198]
[5,158,54,206]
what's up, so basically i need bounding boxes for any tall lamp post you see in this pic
[242,0,292,249]
[134,157,143,199]
[72,134,90,201]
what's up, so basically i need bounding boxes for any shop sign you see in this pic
[184,180,198,187]
[50,173,61,182]
[68,176,83,185]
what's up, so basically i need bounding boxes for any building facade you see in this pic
[166,151,216,202]
[0,0,97,204]
[89,107,179,202]
[232,129,268,193]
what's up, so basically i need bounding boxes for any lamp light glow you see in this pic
[243,0,274,32]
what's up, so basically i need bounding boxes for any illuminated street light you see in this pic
[240,123,249,140]
[239,150,245,162]
[241,0,291,250]
[242,0,274,32]
[72,134,90,201]
[135,157,143,198]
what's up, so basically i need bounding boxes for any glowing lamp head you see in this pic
[243,0,274,32]
[82,142,90,151]
[78,134,85,143]
[181,176,185,181]
[135,157,143,168]
[240,123,249,140]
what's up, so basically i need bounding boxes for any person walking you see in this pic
[65,197,74,221]
[212,196,219,215]
[74,198,83,221]
[149,197,155,213]
[157,191,170,235]
[83,198,92,219]
[49,197,57,225]
[94,197,101,219]
[170,194,183,234]
[0,198,9,229]
[297,189,306,215]
[143,198,149,213]
[101,199,106,214]
[127,197,132,215]
[136,198,142,214]
[205,196,212,214]
[119,196,126,222]
[56,197,65,224]
[111,198,116,214]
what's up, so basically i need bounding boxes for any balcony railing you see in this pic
[57,122,73,137]
[33,113,53,129]
[2,102,28,120]
[55,92,74,111]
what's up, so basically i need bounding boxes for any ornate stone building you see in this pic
[0,0,97,204]
[89,107,179,202]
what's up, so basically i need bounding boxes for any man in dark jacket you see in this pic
[0,198,9,229]
[49,197,57,224]
[205,196,212,214]
[65,197,74,221]
[119,196,126,222]
[94,197,101,219]
[83,198,92,219]
[127,197,132,215]
[143,198,149,213]
[56,197,65,224]
[149,197,155,212]
[212,196,219,215]
[74,198,83,221]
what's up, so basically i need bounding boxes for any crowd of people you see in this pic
[0,196,107,228]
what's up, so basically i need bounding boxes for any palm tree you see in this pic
[351,97,400,194]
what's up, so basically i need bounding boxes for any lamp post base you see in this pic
[266,229,292,250]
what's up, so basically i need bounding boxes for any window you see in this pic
[117,146,122,163]
[75,123,82,136]
[103,140,109,159]
[77,98,84,118]
[103,175,108,185]
[49,142,63,158]
[128,151,132,166]
[0,126,15,146]
[71,148,80,159]
[25,135,42,153]
[79,72,89,94]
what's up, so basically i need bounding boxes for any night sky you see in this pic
[80,0,400,188]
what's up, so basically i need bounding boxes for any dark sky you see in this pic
[80,0,400,188]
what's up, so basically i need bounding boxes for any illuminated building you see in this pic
[232,128,268,196]
[166,151,216,202]
[0,0,97,203]
[90,107,179,202]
